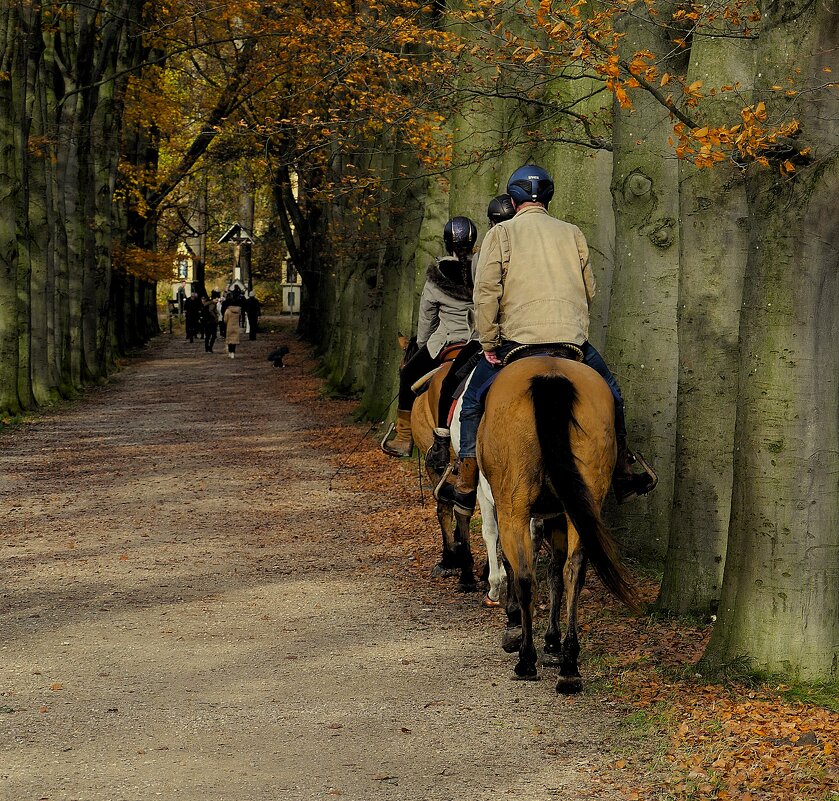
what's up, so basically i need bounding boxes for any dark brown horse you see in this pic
[410,361,480,593]
[477,356,637,692]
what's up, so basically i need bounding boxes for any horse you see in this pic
[409,357,505,603]
[476,355,637,693]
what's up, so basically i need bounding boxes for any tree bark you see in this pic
[705,2,839,679]
[0,4,20,415]
[605,8,684,562]
[658,34,755,614]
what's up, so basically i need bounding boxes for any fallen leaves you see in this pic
[279,338,839,801]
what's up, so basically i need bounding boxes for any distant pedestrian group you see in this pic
[183,285,261,359]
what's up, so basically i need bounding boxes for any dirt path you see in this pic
[1,320,626,801]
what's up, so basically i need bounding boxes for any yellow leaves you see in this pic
[113,245,182,283]
[660,72,671,87]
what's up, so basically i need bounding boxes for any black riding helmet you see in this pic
[443,216,478,255]
[487,194,516,226]
[506,164,554,206]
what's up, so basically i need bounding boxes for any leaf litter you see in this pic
[286,339,838,801]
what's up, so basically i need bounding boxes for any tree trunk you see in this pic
[705,5,839,679]
[28,34,54,405]
[13,0,36,410]
[605,10,683,562]
[0,4,20,415]
[658,35,754,614]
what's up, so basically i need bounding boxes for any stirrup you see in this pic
[379,422,396,452]
[614,450,658,503]
[434,466,476,515]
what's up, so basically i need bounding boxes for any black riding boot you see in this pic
[426,428,451,473]
[613,439,658,503]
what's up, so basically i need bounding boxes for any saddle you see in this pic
[501,342,584,366]
[410,342,467,395]
[437,343,465,363]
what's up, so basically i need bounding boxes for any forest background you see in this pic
[0,0,836,689]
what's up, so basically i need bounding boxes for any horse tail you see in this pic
[530,375,637,610]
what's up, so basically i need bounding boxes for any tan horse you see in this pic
[477,356,637,692]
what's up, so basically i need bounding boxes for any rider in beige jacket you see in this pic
[474,206,595,351]
[436,165,657,514]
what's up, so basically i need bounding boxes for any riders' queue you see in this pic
[381,164,657,505]
[380,165,659,691]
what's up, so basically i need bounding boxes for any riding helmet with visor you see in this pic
[506,165,554,206]
[487,194,516,226]
[443,216,478,255]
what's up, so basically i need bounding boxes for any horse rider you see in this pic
[426,194,517,472]
[381,216,478,457]
[435,164,658,513]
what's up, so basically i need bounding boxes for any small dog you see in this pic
[267,346,290,368]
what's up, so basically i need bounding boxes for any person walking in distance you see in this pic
[202,292,220,353]
[223,295,243,359]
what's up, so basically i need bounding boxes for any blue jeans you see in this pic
[458,340,626,458]
[581,342,626,442]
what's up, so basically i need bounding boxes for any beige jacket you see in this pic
[473,206,595,350]
[223,306,242,344]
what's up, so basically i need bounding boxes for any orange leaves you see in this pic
[112,245,182,283]
[613,82,632,109]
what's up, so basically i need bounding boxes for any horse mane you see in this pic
[529,375,638,611]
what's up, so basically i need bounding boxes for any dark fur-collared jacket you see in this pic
[416,255,475,358]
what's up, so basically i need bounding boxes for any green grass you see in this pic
[697,655,839,711]
[778,678,839,712]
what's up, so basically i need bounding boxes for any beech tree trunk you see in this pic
[605,8,684,562]
[704,3,839,679]
[658,35,754,614]
[0,4,20,415]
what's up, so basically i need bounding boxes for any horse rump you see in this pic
[529,374,637,610]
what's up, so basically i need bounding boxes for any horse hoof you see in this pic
[555,675,583,694]
[457,582,478,594]
[541,651,562,667]
[481,594,501,608]
[513,663,540,681]
[501,627,523,653]
[431,563,459,578]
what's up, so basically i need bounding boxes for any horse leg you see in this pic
[543,516,568,664]
[512,566,538,680]
[500,553,522,653]
[497,510,539,680]
[430,501,460,578]
[555,522,587,694]
[453,509,477,592]
[477,482,504,606]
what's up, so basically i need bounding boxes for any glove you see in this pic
[484,350,501,366]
